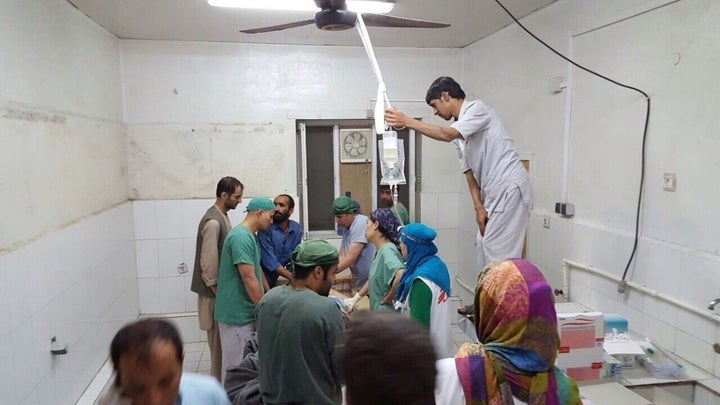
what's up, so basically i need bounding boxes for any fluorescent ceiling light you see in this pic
[208,0,394,14]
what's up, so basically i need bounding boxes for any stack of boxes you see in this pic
[556,311,605,381]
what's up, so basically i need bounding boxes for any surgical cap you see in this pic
[244,197,275,212]
[332,196,357,214]
[370,208,401,245]
[291,239,339,268]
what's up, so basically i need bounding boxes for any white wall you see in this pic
[121,40,462,199]
[7,1,720,401]
[120,40,467,304]
[460,0,720,374]
[0,203,138,404]
[0,1,135,403]
[0,0,127,252]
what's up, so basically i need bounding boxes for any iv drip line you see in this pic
[355,13,405,205]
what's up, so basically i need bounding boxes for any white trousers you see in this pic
[475,185,529,269]
[218,321,256,385]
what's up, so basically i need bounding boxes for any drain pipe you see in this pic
[563,258,720,323]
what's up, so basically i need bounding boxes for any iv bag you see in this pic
[379,133,406,186]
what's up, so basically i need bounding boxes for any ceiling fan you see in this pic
[239,0,450,34]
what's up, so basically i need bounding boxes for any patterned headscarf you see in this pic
[369,208,401,246]
[395,223,451,303]
[454,259,582,405]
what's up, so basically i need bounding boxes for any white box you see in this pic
[557,355,603,382]
[557,311,604,359]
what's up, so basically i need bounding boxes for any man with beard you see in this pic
[190,176,243,381]
[258,194,302,288]
[379,184,410,225]
[256,239,344,405]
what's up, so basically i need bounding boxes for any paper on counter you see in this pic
[603,339,645,355]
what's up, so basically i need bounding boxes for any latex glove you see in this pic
[343,293,361,313]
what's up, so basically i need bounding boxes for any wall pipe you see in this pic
[563,258,720,323]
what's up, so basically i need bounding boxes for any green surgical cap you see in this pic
[244,197,275,212]
[291,239,339,268]
[332,196,357,214]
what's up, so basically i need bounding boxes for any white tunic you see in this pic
[451,99,532,211]
[451,99,533,267]
[398,277,453,359]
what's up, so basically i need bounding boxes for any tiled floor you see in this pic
[77,313,476,404]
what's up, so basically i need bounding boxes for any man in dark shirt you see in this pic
[258,194,302,287]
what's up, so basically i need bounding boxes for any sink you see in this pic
[629,382,694,404]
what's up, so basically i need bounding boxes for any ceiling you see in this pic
[67,0,556,48]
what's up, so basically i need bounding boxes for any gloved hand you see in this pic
[343,293,361,313]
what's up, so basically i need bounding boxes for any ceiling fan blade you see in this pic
[240,19,315,34]
[361,13,450,29]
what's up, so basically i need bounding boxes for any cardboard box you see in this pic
[557,311,604,359]
[557,355,603,382]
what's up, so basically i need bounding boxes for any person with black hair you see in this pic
[342,311,437,405]
[385,76,532,272]
[343,208,404,312]
[258,194,302,287]
[191,176,243,381]
[255,239,345,405]
[379,184,409,225]
[98,318,230,405]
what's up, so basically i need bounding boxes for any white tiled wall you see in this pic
[0,203,138,404]
[132,198,251,317]
[420,190,476,306]
[524,211,720,377]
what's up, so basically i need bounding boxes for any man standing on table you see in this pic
[385,76,532,270]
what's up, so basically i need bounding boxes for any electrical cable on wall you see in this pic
[493,0,651,291]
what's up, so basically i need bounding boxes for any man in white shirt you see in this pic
[385,76,532,269]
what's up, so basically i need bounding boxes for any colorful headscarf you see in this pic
[369,208,402,246]
[454,259,582,405]
[395,223,451,303]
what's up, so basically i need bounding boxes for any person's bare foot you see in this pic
[457,304,474,319]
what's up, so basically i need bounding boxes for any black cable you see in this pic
[493,0,651,284]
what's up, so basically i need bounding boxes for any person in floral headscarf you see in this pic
[435,259,583,405]
[343,208,404,312]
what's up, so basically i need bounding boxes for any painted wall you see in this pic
[460,0,720,374]
[0,0,127,252]
[6,1,720,402]
[120,40,466,308]
[121,40,463,198]
[0,1,135,403]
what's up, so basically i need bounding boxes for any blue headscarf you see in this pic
[395,223,451,303]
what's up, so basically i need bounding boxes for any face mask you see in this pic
[273,211,290,223]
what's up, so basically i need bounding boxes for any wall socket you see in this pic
[542,215,551,229]
[663,172,677,192]
[177,262,188,274]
